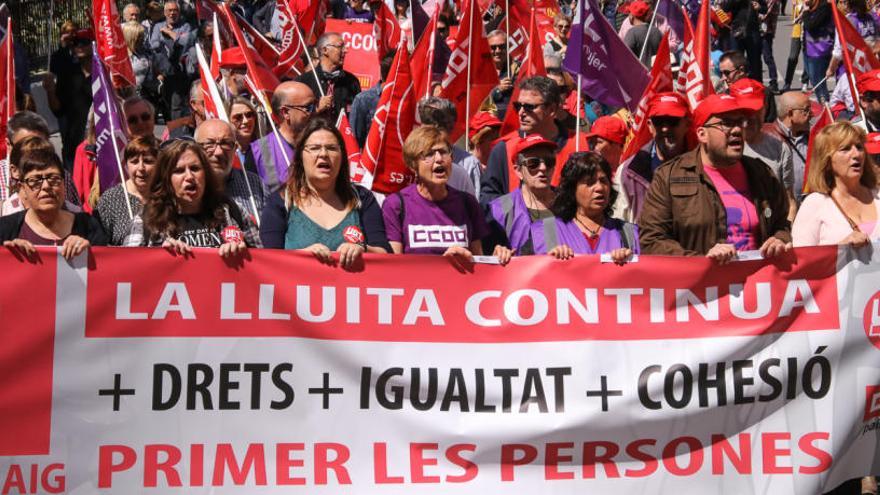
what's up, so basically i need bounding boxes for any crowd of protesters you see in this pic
[0,0,878,491]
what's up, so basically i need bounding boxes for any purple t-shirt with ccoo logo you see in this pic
[382,184,489,255]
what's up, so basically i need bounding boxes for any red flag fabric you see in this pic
[219,4,281,98]
[195,44,229,122]
[0,19,15,161]
[621,32,674,165]
[804,105,833,195]
[275,0,307,78]
[195,0,222,21]
[337,112,367,183]
[674,1,713,110]
[439,0,500,141]
[505,0,557,64]
[410,6,440,100]
[372,0,402,61]
[500,8,547,140]
[234,12,281,68]
[360,43,417,194]
[93,0,136,88]
[831,2,880,107]
[298,0,328,46]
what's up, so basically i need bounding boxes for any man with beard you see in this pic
[196,119,267,222]
[614,92,690,222]
[858,69,880,132]
[639,94,792,262]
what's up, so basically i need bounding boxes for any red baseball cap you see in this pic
[628,0,651,19]
[586,116,628,145]
[867,132,880,154]
[220,47,247,69]
[514,134,557,155]
[618,2,631,14]
[728,78,765,112]
[74,29,95,42]
[857,69,880,93]
[693,94,750,128]
[647,92,689,118]
[468,112,503,140]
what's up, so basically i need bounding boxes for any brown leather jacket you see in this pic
[638,147,792,256]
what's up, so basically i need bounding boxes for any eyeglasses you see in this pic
[419,147,452,161]
[703,117,749,134]
[325,43,346,51]
[489,44,507,51]
[230,111,256,123]
[719,67,744,79]
[22,174,64,190]
[792,106,813,115]
[127,112,153,125]
[520,156,555,172]
[282,103,316,115]
[303,144,342,154]
[650,116,683,128]
[513,101,545,113]
[198,139,236,151]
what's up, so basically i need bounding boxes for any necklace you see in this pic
[574,215,601,238]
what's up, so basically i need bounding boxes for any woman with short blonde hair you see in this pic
[793,121,880,246]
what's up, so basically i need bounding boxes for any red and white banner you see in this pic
[326,19,381,90]
[2,245,880,493]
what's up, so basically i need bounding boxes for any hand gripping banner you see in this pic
[1,245,880,493]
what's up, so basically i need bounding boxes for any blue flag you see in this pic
[91,44,128,193]
[563,0,650,111]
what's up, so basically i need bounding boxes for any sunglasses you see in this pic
[489,44,506,51]
[520,156,554,172]
[127,112,153,125]
[513,101,545,113]
[650,116,682,128]
[230,111,256,123]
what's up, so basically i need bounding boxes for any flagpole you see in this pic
[638,0,661,63]
[293,20,326,98]
[466,0,474,153]
[505,0,511,76]
[576,75,582,152]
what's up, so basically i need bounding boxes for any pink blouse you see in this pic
[792,189,880,246]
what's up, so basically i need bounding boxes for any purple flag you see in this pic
[657,0,686,41]
[563,0,650,111]
[91,44,128,192]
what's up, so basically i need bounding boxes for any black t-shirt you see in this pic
[174,215,224,248]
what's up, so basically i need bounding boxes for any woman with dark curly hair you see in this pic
[548,151,639,262]
[123,139,261,257]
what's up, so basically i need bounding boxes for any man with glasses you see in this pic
[481,76,569,206]
[764,90,811,202]
[487,30,518,120]
[486,134,559,254]
[615,92,691,223]
[248,81,316,193]
[296,32,361,118]
[195,120,267,221]
[122,97,157,139]
[639,94,792,262]
[719,51,777,122]
[857,69,880,132]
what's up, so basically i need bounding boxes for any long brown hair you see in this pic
[284,117,355,208]
[142,140,227,241]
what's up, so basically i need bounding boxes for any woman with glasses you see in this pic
[123,140,260,257]
[793,121,880,247]
[228,97,260,167]
[546,152,638,262]
[382,126,506,267]
[0,148,107,260]
[95,136,159,245]
[260,118,390,269]
[543,13,573,59]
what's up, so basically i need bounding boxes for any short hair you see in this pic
[806,121,878,194]
[518,76,562,107]
[380,49,396,81]
[417,97,457,133]
[17,148,64,180]
[7,111,50,142]
[123,135,159,163]
[189,79,203,102]
[487,30,507,40]
[60,20,79,34]
[778,90,809,116]
[720,50,747,70]
[123,3,140,15]
[123,96,155,117]
[316,32,341,51]
[402,125,449,171]
[164,0,179,9]
[10,136,54,170]
[552,151,617,221]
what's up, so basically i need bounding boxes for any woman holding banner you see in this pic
[95,136,159,246]
[259,118,390,269]
[547,152,638,263]
[123,140,260,256]
[792,121,880,247]
[0,148,107,260]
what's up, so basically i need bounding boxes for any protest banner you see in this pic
[1,245,880,493]
[326,19,381,90]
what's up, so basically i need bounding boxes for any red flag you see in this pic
[360,42,417,194]
[372,0,402,61]
[0,19,15,161]
[195,44,229,122]
[93,0,136,88]
[804,105,833,194]
[210,12,222,80]
[621,32,674,164]
[439,0,500,141]
[196,0,222,21]
[337,112,366,183]
[275,0,307,78]
[234,12,281,68]
[504,0,557,65]
[831,2,880,108]
[675,1,713,110]
[298,0,328,46]
[411,6,440,100]
[500,8,547,139]
[219,3,281,98]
